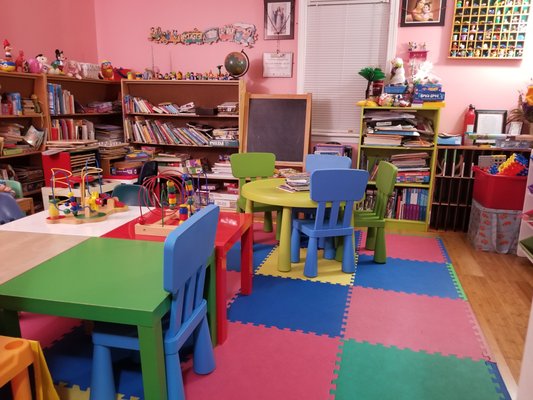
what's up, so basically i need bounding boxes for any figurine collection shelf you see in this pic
[449,0,530,59]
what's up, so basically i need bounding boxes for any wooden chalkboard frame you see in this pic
[242,93,312,167]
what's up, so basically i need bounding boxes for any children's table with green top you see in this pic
[0,237,171,400]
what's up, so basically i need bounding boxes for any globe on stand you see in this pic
[224,50,249,78]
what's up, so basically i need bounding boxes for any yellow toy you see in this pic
[357,99,378,107]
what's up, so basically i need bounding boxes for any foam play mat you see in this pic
[20,228,511,400]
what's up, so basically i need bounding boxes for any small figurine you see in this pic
[30,94,42,114]
[100,60,114,80]
[15,50,26,72]
[1,39,16,72]
[52,49,65,72]
[389,57,406,86]
[64,59,82,79]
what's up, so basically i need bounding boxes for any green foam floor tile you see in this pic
[332,340,504,400]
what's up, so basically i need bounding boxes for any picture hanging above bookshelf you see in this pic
[449,0,530,59]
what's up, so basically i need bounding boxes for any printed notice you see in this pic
[263,52,293,78]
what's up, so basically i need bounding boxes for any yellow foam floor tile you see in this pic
[256,246,355,286]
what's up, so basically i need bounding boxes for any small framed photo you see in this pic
[264,0,295,40]
[263,52,293,77]
[474,110,508,135]
[400,0,447,27]
[507,121,523,136]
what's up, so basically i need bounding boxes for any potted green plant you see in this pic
[358,67,386,99]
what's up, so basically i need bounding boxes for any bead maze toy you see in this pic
[134,172,209,236]
[46,167,128,224]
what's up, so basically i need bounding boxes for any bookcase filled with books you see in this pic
[356,106,442,231]
[0,71,50,211]
[121,79,245,207]
[431,145,531,232]
[45,75,122,143]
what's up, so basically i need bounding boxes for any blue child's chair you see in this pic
[305,154,352,172]
[0,193,25,225]
[290,169,369,278]
[90,204,220,400]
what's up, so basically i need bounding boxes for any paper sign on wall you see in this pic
[263,52,293,78]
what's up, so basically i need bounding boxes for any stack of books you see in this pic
[210,126,239,147]
[94,124,124,143]
[390,152,431,183]
[278,173,310,193]
[155,152,190,174]
[217,101,238,116]
[363,111,435,148]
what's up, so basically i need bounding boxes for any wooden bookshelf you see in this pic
[430,146,531,231]
[121,79,246,174]
[356,106,442,232]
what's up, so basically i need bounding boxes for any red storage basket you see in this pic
[472,167,527,210]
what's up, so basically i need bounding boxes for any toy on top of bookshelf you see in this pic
[0,39,16,72]
[100,61,114,80]
[134,171,212,236]
[46,166,128,224]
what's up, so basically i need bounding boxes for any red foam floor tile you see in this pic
[19,313,81,349]
[358,231,447,263]
[183,321,340,400]
[343,287,489,360]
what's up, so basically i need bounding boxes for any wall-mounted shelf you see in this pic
[449,0,530,59]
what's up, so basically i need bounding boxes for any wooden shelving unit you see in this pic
[121,79,246,177]
[449,0,530,59]
[430,145,531,231]
[46,75,122,141]
[0,71,50,211]
[356,106,442,232]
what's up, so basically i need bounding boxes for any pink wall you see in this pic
[396,3,533,134]
[93,0,298,94]
[0,1,97,66]
[2,1,531,134]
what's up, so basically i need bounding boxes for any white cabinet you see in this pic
[517,149,533,259]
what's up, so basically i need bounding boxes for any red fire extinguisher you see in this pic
[464,104,476,133]
[463,104,476,145]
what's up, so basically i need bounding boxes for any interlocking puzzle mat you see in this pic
[21,228,511,400]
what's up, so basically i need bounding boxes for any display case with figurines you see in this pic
[449,0,530,59]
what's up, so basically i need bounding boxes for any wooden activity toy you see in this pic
[135,172,209,236]
[46,166,128,224]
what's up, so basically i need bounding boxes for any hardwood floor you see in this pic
[431,230,533,398]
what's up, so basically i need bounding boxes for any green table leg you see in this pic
[138,323,168,400]
[278,206,292,272]
[245,199,253,214]
[206,252,217,345]
[0,309,21,337]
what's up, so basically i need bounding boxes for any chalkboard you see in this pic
[243,94,312,166]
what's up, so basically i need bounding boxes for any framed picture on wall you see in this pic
[400,0,446,27]
[264,0,295,40]
[474,110,507,135]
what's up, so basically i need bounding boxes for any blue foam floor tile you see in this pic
[228,274,349,337]
[226,242,275,272]
[355,254,460,299]
[485,361,512,400]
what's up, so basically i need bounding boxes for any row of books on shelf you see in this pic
[125,117,239,147]
[50,119,96,141]
[47,83,76,115]
[361,187,428,221]
[363,152,431,183]
[123,95,239,117]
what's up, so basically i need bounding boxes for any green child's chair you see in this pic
[230,152,281,234]
[353,161,398,263]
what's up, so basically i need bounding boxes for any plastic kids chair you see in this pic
[136,160,158,185]
[90,204,220,400]
[111,183,152,206]
[0,193,25,224]
[290,169,369,278]
[0,336,33,399]
[305,154,352,172]
[230,152,281,234]
[353,161,398,263]
[0,179,23,198]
